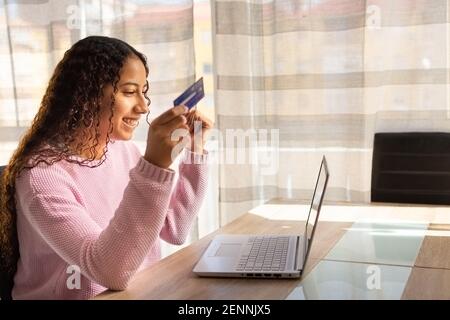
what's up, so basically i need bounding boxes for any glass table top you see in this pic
[324,221,428,266]
[287,260,412,300]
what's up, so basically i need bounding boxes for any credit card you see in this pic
[173,77,204,110]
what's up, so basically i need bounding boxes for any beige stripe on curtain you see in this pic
[212,0,450,224]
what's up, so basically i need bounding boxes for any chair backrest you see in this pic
[371,132,450,205]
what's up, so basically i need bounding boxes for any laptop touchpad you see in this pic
[214,243,241,257]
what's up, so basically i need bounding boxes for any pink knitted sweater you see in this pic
[12,141,208,299]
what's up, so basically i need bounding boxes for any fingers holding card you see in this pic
[173,77,213,153]
[186,110,212,132]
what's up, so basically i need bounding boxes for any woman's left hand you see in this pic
[185,109,213,154]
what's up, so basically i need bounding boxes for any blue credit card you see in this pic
[173,77,204,109]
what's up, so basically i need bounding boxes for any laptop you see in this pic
[193,156,329,279]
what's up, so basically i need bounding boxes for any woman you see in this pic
[0,36,212,299]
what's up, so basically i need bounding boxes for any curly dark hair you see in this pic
[0,36,150,300]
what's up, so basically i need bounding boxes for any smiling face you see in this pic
[100,55,149,141]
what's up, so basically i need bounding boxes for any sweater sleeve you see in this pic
[159,150,209,245]
[18,158,175,291]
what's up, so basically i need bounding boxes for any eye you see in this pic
[124,91,135,96]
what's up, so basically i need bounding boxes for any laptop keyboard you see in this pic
[235,236,289,272]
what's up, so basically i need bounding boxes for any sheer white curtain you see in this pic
[212,0,450,224]
[0,0,216,256]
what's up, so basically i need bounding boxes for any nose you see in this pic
[135,93,150,114]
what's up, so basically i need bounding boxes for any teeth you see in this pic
[123,118,138,127]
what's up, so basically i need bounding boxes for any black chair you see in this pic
[371,132,450,205]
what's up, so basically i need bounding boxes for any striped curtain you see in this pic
[212,0,450,224]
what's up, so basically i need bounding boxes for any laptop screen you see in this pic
[303,156,329,265]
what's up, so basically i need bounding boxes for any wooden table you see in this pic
[95,200,450,300]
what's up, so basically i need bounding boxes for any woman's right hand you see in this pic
[144,105,189,169]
